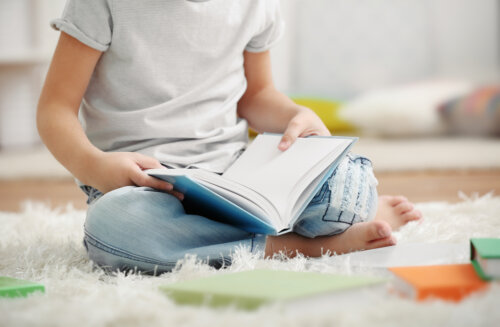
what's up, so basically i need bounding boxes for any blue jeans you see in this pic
[82,153,378,274]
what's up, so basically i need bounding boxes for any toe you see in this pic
[395,201,414,214]
[366,235,397,250]
[363,221,392,241]
[402,209,422,222]
[383,195,408,206]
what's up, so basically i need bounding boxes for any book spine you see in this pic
[470,240,494,281]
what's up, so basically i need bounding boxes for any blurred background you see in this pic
[0,0,499,209]
[0,0,65,149]
[274,0,499,96]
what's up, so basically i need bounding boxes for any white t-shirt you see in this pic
[51,0,284,173]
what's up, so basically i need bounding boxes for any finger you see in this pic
[279,120,302,151]
[167,190,184,201]
[132,170,184,201]
[133,153,164,170]
[131,170,174,191]
[298,131,319,138]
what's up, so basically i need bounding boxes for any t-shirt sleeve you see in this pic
[50,0,113,52]
[245,0,285,53]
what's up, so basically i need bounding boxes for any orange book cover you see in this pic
[389,263,489,302]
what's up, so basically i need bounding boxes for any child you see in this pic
[37,0,421,273]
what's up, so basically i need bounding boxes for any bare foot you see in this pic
[265,220,396,258]
[265,195,421,258]
[374,195,422,230]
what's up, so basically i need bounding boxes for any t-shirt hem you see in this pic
[50,19,109,52]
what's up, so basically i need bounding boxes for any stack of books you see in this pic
[1,238,497,307]
[148,134,498,307]
[388,238,499,302]
[160,238,500,309]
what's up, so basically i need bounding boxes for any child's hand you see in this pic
[278,107,331,151]
[88,152,184,200]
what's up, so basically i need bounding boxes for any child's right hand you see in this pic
[87,151,184,200]
[37,33,182,200]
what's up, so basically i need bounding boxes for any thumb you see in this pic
[130,167,174,192]
[133,153,164,170]
[278,121,302,151]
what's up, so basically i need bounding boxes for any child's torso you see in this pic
[80,0,280,172]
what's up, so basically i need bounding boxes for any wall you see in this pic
[0,0,499,149]
[272,0,500,98]
[0,0,65,148]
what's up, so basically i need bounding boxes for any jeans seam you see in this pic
[341,211,356,225]
[84,230,175,266]
[310,183,328,205]
[348,212,354,224]
[321,189,336,222]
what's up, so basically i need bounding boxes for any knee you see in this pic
[83,186,186,274]
[86,186,133,227]
[85,186,184,234]
[330,153,378,219]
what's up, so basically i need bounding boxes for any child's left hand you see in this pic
[238,50,330,151]
[278,106,331,151]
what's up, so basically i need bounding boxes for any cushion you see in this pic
[248,97,354,137]
[439,86,500,136]
[292,97,354,133]
[338,80,473,137]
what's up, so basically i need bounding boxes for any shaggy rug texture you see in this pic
[1,194,500,327]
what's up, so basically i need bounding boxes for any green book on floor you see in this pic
[471,238,500,280]
[0,276,45,298]
[160,269,385,310]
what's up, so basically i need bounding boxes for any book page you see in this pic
[223,134,353,227]
[320,242,470,268]
[191,169,279,221]
[147,168,280,223]
[146,168,279,233]
[289,166,332,221]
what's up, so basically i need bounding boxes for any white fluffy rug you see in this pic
[1,194,500,327]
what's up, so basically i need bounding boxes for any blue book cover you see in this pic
[147,134,356,235]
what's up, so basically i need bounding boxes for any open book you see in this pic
[147,134,356,235]
[322,242,470,268]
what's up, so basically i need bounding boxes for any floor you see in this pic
[0,170,499,212]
